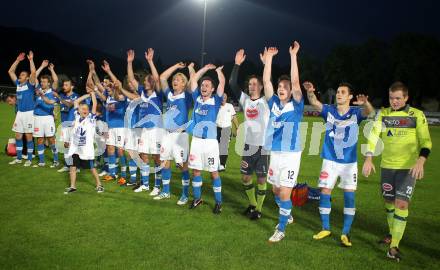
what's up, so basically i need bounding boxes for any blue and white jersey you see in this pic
[320,104,366,163]
[124,98,140,129]
[105,92,127,129]
[187,88,222,139]
[265,95,304,152]
[136,87,163,129]
[163,88,192,132]
[34,87,57,116]
[15,80,35,112]
[59,92,79,127]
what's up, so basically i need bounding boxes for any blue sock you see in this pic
[212,177,222,203]
[192,175,203,200]
[120,154,127,178]
[129,159,137,184]
[27,141,34,161]
[16,139,23,160]
[342,191,356,235]
[278,199,292,232]
[141,164,150,186]
[109,154,116,177]
[37,143,45,163]
[51,144,58,162]
[162,168,172,194]
[275,195,281,207]
[181,170,190,198]
[319,193,332,231]
[154,166,162,188]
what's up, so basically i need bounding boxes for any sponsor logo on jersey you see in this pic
[269,168,273,176]
[382,116,416,128]
[382,183,393,192]
[320,171,329,180]
[245,107,259,119]
[189,154,196,162]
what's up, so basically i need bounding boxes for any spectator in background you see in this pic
[6,94,18,112]
[216,93,239,171]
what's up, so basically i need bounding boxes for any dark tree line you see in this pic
[2,27,439,110]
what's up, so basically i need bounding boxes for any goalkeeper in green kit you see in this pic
[362,82,432,262]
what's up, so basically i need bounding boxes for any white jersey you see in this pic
[216,103,236,128]
[239,92,270,146]
[67,110,96,160]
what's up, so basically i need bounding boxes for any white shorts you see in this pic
[188,137,219,172]
[107,127,126,148]
[33,115,56,137]
[124,128,142,151]
[60,126,73,143]
[12,110,34,134]
[268,151,302,188]
[318,159,358,190]
[160,131,189,164]
[138,128,164,154]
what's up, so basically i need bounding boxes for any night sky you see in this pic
[1,0,439,65]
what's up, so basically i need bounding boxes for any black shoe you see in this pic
[64,187,77,194]
[126,182,136,187]
[387,247,402,262]
[189,199,203,209]
[378,234,392,245]
[243,205,256,216]
[132,184,141,191]
[249,210,262,220]
[213,203,222,214]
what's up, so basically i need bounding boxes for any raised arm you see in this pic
[74,93,91,109]
[160,62,186,91]
[87,60,105,93]
[126,49,139,90]
[119,83,140,100]
[101,60,119,83]
[229,49,246,99]
[190,63,216,91]
[303,81,323,112]
[145,48,160,91]
[90,91,97,115]
[353,94,374,117]
[289,41,302,102]
[216,66,225,97]
[28,51,36,85]
[36,60,49,79]
[48,63,59,90]
[8,53,25,83]
[262,47,277,100]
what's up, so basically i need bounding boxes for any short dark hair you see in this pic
[6,94,16,99]
[389,81,408,96]
[40,74,52,83]
[277,75,291,84]
[247,75,263,86]
[200,76,217,89]
[338,82,354,94]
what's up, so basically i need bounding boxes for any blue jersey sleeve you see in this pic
[191,88,201,101]
[321,104,330,119]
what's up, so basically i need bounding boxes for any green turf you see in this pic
[0,102,439,270]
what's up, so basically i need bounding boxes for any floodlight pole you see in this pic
[200,0,208,67]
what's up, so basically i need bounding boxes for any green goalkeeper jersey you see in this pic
[367,105,432,169]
